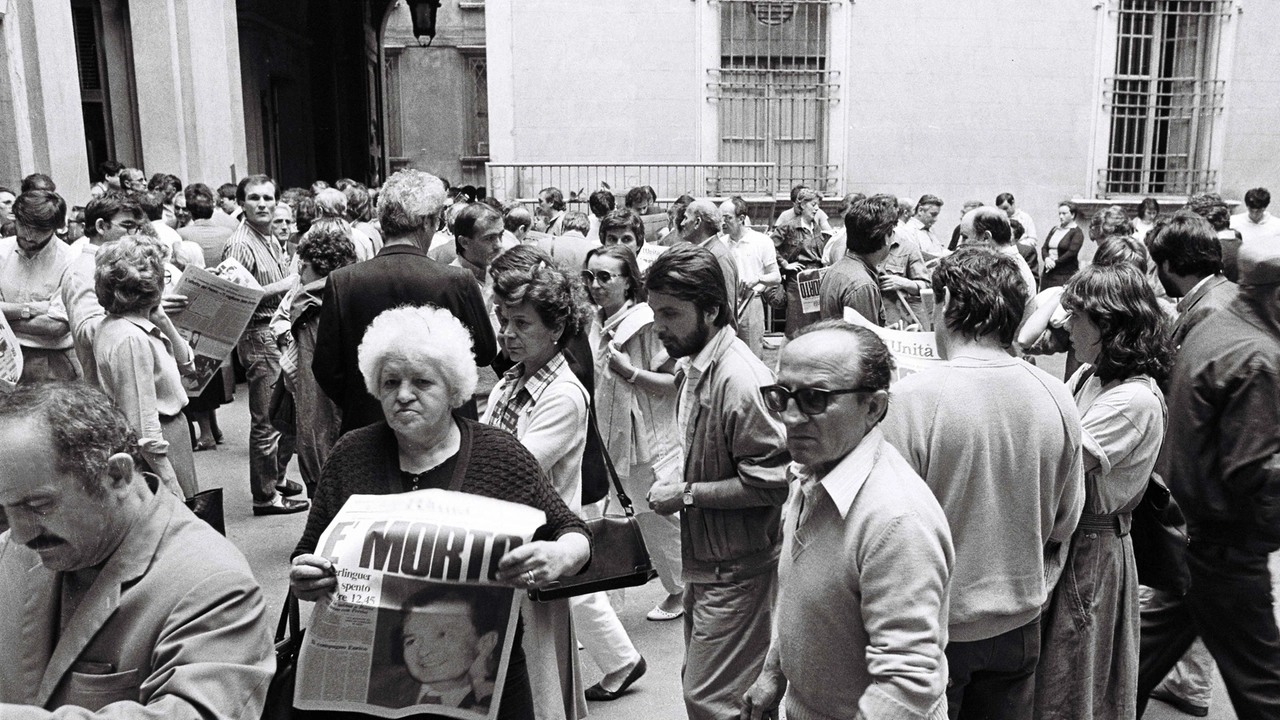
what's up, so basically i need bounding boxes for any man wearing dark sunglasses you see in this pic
[742,320,953,720]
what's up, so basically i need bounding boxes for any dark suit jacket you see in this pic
[366,664,488,713]
[313,243,498,434]
[1172,274,1236,349]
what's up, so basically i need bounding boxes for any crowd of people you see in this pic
[0,158,1278,720]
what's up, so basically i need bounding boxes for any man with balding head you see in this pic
[673,199,739,318]
[313,170,497,432]
[959,206,1036,294]
[503,204,535,246]
[741,321,953,720]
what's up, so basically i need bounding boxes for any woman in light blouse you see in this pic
[93,235,196,498]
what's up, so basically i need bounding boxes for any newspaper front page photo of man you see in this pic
[368,577,515,718]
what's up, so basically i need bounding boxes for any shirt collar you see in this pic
[794,426,884,519]
[117,314,160,335]
[504,352,567,399]
[683,326,735,376]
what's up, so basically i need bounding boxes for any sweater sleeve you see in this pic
[293,430,367,558]
[857,512,953,720]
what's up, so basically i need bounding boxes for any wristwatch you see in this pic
[20,304,32,321]
[682,483,695,508]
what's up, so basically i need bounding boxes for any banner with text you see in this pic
[843,307,943,378]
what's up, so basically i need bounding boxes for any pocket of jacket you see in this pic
[64,668,140,710]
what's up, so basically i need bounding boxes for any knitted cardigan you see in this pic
[294,417,590,558]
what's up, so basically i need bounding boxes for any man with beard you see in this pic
[223,175,307,516]
[62,193,148,386]
[643,245,790,720]
[0,190,78,382]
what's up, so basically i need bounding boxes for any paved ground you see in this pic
[203,345,1250,719]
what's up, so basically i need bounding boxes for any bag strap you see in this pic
[276,592,300,643]
[1072,365,1098,398]
[584,396,636,517]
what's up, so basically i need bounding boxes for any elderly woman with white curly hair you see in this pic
[290,304,591,720]
[92,234,197,499]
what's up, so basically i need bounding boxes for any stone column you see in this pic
[0,0,91,204]
[128,0,247,187]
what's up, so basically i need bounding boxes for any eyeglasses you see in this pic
[581,269,624,286]
[760,384,875,416]
[109,220,143,235]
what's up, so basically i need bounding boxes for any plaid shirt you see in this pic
[488,352,568,436]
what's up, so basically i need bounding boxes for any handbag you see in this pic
[580,404,611,506]
[529,433,658,602]
[184,488,226,536]
[269,372,296,435]
[1131,473,1191,595]
[261,594,304,720]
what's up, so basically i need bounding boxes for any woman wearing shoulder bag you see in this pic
[1034,263,1173,720]
[584,245,685,623]
[484,261,643,715]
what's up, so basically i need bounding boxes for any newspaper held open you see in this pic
[843,307,943,378]
[294,490,546,720]
[168,263,264,397]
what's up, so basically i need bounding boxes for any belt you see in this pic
[1077,511,1131,537]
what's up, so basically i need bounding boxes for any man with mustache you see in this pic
[0,382,275,719]
[644,245,790,720]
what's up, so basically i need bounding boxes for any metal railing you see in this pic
[486,162,778,204]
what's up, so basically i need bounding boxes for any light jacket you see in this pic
[678,326,790,582]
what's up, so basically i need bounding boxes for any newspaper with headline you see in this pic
[0,312,22,391]
[168,262,264,396]
[294,490,546,720]
[844,306,943,378]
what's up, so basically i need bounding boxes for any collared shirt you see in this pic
[676,326,731,450]
[1183,274,1216,308]
[1231,211,1280,247]
[488,352,569,437]
[723,228,779,286]
[0,236,74,349]
[417,684,473,708]
[905,217,948,259]
[997,244,1037,295]
[223,220,290,323]
[94,314,192,455]
[792,426,885,523]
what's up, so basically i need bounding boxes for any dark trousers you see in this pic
[946,617,1041,720]
[1138,542,1280,720]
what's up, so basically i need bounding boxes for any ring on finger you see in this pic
[524,570,536,586]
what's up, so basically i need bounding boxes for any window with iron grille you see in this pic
[1100,0,1227,197]
[711,0,839,196]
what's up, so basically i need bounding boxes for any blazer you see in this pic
[0,489,274,718]
[312,243,498,434]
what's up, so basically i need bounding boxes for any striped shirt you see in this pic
[222,220,289,324]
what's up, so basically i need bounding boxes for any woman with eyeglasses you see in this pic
[1033,262,1172,720]
[583,245,686,626]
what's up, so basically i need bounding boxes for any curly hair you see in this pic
[358,305,478,408]
[94,235,167,315]
[378,170,447,238]
[1088,205,1134,242]
[0,382,142,498]
[1061,263,1173,385]
[492,262,592,348]
[298,218,357,277]
[931,246,1029,347]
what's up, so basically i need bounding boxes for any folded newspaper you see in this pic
[295,490,546,720]
[0,312,22,391]
[168,263,264,396]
